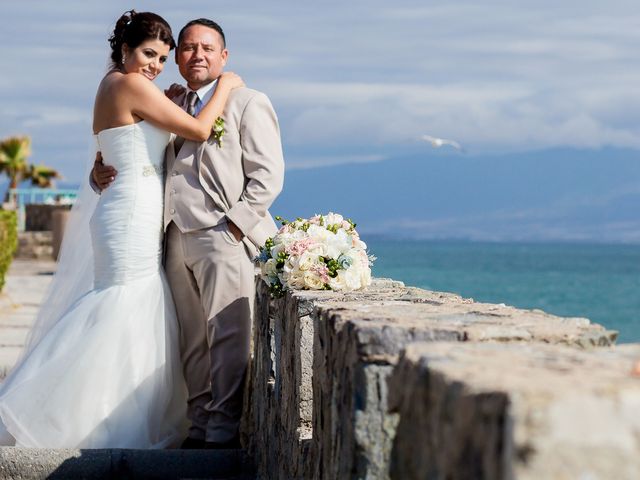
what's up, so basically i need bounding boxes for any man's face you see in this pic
[176,24,228,89]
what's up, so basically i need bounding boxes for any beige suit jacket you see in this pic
[164,87,285,256]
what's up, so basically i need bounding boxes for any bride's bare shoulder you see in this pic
[118,73,156,92]
[99,72,152,96]
[98,70,123,88]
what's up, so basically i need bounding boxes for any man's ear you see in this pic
[221,48,229,67]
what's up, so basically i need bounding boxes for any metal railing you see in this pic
[8,188,79,231]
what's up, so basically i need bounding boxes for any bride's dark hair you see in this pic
[108,10,176,66]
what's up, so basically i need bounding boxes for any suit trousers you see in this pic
[164,221,254,443]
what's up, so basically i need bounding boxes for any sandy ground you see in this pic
[0,259,56,377]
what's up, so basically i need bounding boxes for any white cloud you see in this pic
[21,107,88,129]
[2,0,640,181]
[267,79,640,151]
[285,153,387,170]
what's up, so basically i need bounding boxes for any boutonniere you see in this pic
[212,117,225,148]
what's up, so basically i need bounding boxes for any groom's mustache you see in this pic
[186,60,207,68]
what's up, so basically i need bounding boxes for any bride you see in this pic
[0,10,243,448]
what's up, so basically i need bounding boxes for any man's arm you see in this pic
[90,152,117,193]
[225,92,285,238]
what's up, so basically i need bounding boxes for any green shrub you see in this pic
[0,211,17,292]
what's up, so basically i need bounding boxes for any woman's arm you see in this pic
[123,72,243,141]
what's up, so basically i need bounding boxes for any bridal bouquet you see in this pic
[256,213,375,298]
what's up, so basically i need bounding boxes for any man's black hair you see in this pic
[178,18,226,47]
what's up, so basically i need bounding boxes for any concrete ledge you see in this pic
[0,447,252,479]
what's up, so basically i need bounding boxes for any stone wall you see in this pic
[25,205,71,232]
[16,231,53,259]
[242,278,620,479]
[389,343,640,479]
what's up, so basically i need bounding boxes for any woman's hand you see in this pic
[164,83,186,100]
[218,72,245,92]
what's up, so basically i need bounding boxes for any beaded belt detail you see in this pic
[142,165,164,177]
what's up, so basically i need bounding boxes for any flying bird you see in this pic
[421,134,465,152]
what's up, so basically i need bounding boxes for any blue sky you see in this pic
[2,1,640,240]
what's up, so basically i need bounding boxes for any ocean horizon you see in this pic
[367,238,640,343]
[4,180,636,343]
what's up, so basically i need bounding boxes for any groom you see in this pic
[93,18,284,449]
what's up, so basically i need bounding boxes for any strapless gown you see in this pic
[0,121,187,448]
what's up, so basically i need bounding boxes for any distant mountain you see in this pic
[271,147,640,243]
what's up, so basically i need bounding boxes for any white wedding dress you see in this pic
[0,121,187,448]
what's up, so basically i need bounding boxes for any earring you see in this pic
[121,56,126,65]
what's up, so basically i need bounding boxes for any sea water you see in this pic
[368,239,640,343]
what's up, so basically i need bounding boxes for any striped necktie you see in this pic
[185,91,198,116]
[174,91,199,154]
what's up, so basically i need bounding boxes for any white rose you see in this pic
[270,240,286,259]
[282,267,305,289]
[323,229,351,259]
[324,237,342,259]
[292,229,308,240]
[298,251,319,271]
[343,266,362,290]
[336,229,353,251]
[262,258,278,278]
[307,224,330,243]
[324,213,344,225]
[282,257,297,274]
[328,271,347,291]
[303,271,325,290]
[353,238,367,250]
[349,259,371,288]
[307,243,326,257]
[360,266,372,288]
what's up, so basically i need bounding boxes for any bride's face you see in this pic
[122,39,170,81]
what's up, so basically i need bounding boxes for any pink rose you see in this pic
[286,237,315,256]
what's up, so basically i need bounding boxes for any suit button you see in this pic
[170,209,175,214]
[171,189,176,194]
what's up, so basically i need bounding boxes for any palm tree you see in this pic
[0,136,31,189]
[0,136,61,202]
[27,164,61,188]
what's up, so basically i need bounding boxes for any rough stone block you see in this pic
[243,278,413,479]
[25,204,71,232]
[388,342,640,480]
[242,280,279,476]
[312,298,616,479]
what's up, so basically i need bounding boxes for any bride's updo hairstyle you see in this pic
[108,10,176,67]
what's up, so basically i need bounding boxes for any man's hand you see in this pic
[227,220,244,242]
[164,83,186,100]
[92,152,117,191]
